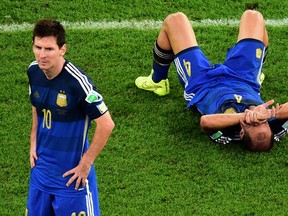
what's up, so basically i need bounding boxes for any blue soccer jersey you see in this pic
[27,60,108,197]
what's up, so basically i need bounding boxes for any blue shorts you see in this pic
[173,38,266,113]
[26,181,100,216]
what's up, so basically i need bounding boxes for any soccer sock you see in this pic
[152,41,174,83]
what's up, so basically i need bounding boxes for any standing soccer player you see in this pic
[26,19,114,215]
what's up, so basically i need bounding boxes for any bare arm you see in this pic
[200,113,245,133]
[30,106,38,168]
[63,111,115,190]
[275,102,288,119]
[200,100,275,132]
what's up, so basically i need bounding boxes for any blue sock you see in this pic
[152,60,170,83]
[151,41,174,83]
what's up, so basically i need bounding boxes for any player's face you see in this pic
[240,121,272,150]
[33,36,66,73]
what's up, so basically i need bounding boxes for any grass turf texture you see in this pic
[1,1,288,215]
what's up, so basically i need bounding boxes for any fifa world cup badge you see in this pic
[85,90,103,103]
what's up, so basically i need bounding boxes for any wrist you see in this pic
[80,154,94,167]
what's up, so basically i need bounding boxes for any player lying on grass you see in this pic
[135,10,288,151]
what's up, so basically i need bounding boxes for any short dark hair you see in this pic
[243,131,274,152]
[33,19,66,48]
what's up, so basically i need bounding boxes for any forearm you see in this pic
[81,128,112,165]
[30,129,37,149]
[30,107,38,149]
[200,113,245,132]
[30,106,38,167]
[80,113,114,166]
[275,102,288,119]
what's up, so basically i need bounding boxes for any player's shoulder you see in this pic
[64,61,86,76]
[27,61,38,71]
[63,61,90,82]
[63,61,96,93]
[27,61,41,78]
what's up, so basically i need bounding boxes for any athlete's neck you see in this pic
[43,58,66,80]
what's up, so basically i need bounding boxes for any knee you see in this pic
[163,12,189,29]
[242,10,264,22]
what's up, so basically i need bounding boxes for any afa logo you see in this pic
[56,91,67,107]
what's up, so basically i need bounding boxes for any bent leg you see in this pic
[158,12,198,54]
[224,10,268,90]
[135,12,199,96]
[238,10,268,46]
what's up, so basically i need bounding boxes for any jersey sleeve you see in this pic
[80,87,108,120]
[64,61,109,120]
[27,61,39,107]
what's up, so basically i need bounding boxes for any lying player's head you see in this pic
[240,120,274,152]
[33,19,66,48]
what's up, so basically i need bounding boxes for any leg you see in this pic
[238,10,268,46]
[26,185,55,216]
[238,10,268,83]
[53,184,100,216]
[158,12,198,54]
[238,10,269,69]
[223,10,268,91]
[135,12,198,96]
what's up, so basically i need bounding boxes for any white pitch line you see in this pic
[1,18,288,32]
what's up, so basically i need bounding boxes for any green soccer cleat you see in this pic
[135,70,170,96]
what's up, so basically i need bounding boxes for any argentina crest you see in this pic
[56,91,67,107]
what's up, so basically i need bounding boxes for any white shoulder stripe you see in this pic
[65,62,93,95]
[28,61,38,68]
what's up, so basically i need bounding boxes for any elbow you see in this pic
[200,115,210,132]
[107,119,115,134]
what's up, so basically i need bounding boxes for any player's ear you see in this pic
[239,129,244,140]
[239,119,246,140]
[60,44,66,56]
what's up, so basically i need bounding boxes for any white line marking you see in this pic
[1,18,288,32]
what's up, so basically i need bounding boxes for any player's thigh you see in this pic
[237,10,266,43]
[26,186,55,216]
[224,39,265,84]
[174,47,211,88]
[162,12,198,54]
[53,191,100,216]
